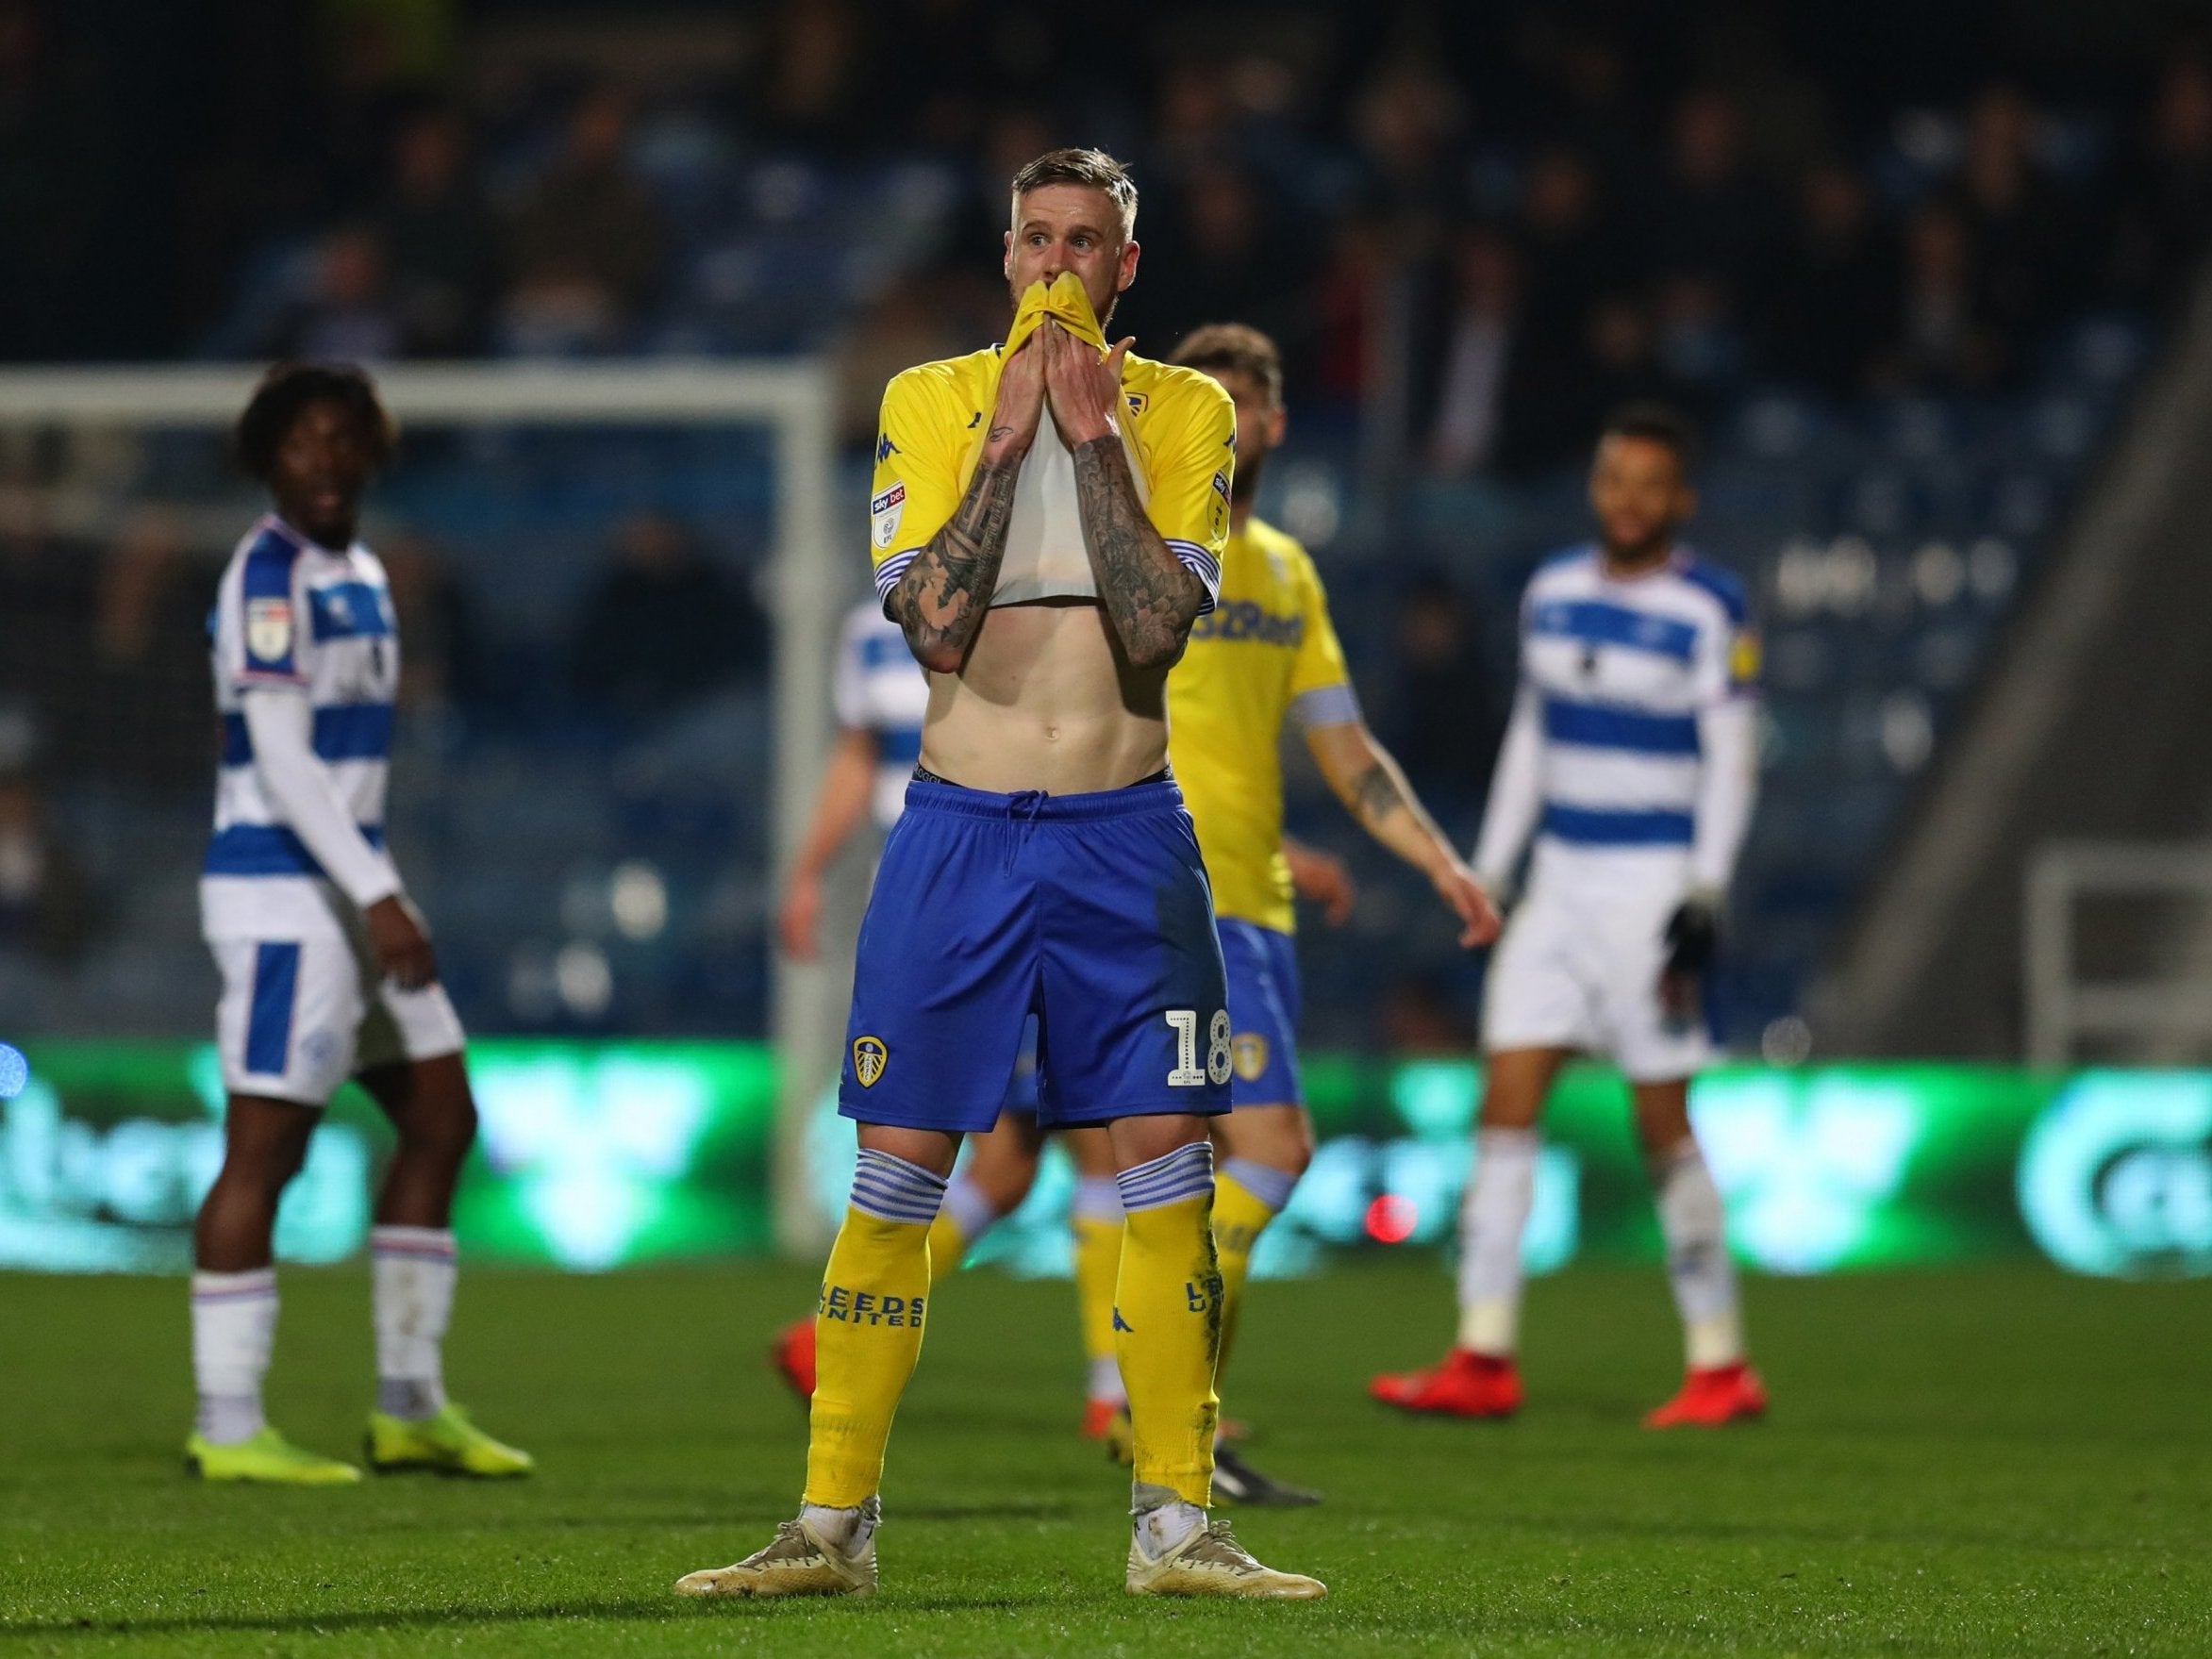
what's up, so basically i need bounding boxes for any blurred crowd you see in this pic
[8,3,2207,470]
[5,0,2211,1029]
[46,4,2199,479]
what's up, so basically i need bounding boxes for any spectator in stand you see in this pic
[499,84,667,357]
[1352,56,1468,233]
[378,108,498,357]
[1424,228,1521,478]
[1948,85,2076,346]
[1505,293,1676,476]
[1646,88,1781,313]
[1314,210,1396,411]
[571,514,765,720]
[1150,58,1240,178]
[1759,162,1896,397]
[754,0,874,155]
[1515,147,1613,384]
[1652,273,1744,413]
[258,224,407,362]
[834,272,979,444]
[1886,202,2004,392]
[1125,161,1305,362]
[2112,54,2212,307]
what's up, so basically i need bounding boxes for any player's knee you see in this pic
[1630,1087,1694,1163]
[213,1136,309,1203]
[1478,1091,1543,1131]
[404,1086,478,1166]
[1255,1116,1313,1178]
[971,1156,1039,1215]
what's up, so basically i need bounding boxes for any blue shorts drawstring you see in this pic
[1005,789,1047,873]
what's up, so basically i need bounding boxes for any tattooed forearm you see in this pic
[1311,722,1471,888]
[1351,761,1409,827]
[890,456,1022,672]
[1070,436,1206,670]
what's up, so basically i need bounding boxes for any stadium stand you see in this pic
[2,2,2207,1055]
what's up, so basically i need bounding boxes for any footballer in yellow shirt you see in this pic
[874,325,1502,1507]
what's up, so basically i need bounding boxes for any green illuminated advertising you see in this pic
[3,1043,2207,1278]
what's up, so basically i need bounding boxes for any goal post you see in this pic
[0,360,846,1258]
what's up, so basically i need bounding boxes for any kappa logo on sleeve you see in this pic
[870,483,906,551]
[876,432,899,462]
[245,597,293,665]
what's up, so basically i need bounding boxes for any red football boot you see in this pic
[1080,1398,1121,1440]
[769,1317,817,1402]
[1645,1362,1768,1428]
[1369,1349,1522,1418]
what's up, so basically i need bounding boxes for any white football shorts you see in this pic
[1481,854,1711,1082]
[210,931,466,1104]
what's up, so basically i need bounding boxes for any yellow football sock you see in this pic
[1114,1151,1222,1507]
[804,1205,933,1509]
[1073,1211,1123,1389]
[1208,1170,1283,1388]
[925,1210,967,1285]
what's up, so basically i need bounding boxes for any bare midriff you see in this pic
[915,597,1170,796]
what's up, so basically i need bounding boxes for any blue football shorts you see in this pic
[840,774,1231,1132]
[1217,917,1304,1106]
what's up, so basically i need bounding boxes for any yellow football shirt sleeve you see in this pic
[1140,375,1235,613]
[1287,555,1361,731]
[869,369,967,613]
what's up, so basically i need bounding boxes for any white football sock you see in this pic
[801,1495,880,1554]
[1131,1483,1206,1560]
[372,1225,457,1419]
[1087,1354,1127,1407]
[1655,1139,1744,1369]
[1455,1127,1538,1356]
[191,1268,277,1445]
[941,1172,1002,1245]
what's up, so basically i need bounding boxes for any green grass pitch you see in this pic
[1,1258,2204,1656]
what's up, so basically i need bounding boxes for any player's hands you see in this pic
[1040,320,1130,449]
[1434,857,1502,949]
[366,893,438,990]
[989,334,1047,461]
[1658,889,1721,1021]
[1286,841,1357,926]
[778,871,824,962]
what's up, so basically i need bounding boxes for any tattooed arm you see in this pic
[1069,434,1207,669]
[1039,324,1206,670]
[887,455,1023,672]
[1305,718,1501,948]
[886,340,1045,672]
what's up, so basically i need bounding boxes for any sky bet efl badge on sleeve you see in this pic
[871,483,906,551]
[245,597,293,667]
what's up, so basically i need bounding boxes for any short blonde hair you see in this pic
[1009,147,1139,239]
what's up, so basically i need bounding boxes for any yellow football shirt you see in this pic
[865,346,1235,612]
[1168,516,1356,936]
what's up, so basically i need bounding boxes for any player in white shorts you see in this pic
[1372,404,1769,1428]
[188,362,529,1484]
